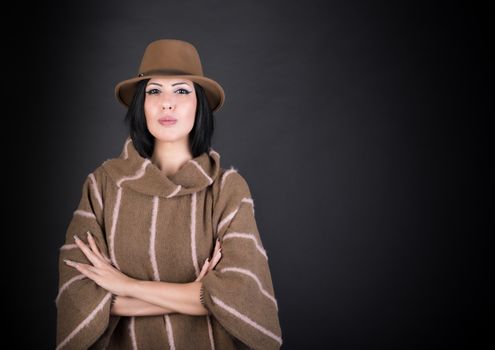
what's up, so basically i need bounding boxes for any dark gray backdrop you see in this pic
[11,0,490,348]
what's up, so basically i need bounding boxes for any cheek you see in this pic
[186,99,197,121]
[144,99,162,123]
[144,99,155,116]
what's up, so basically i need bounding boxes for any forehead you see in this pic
[147,76,194,85]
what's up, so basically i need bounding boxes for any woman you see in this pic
[55,39,283,349]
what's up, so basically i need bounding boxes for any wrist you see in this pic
[124,278,141,298]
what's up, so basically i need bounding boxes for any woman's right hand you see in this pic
[195,238,222,282]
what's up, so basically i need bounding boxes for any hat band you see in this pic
[138,69,194,77]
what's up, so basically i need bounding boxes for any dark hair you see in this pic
[124,78,215,158]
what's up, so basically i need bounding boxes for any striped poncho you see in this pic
[55,136,283,349]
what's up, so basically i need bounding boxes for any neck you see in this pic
[151,139,193,176]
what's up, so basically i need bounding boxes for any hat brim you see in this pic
[115,74,225,112]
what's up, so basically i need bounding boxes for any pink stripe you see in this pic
[220,267,278,310]
[209,148,220,159]
[164,315,176,350]
[88,174,103,209]
[129,316,137,350]
[241,197,253,205]
[241,197,255,215]
[190,160,213,184]
[217,198,254,234]
[206,315,216,350]
[166,185,182,198]
[211,295,282,345]
[55,274,86,305]
[149,196,160,281]
[109,187,122,270]
[220,166,238,190]
[191,192,200,277]
[110,160,150,271]
[60,244,78,251]
[123,137,132,159]
[56,292,112,350]
[116,159,150,187]
[74,209,96,219]
[222,232,268,259]
[217,208,238,233]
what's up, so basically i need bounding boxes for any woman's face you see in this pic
[144,76,197,146]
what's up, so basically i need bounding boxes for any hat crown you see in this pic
[138,39,204,77]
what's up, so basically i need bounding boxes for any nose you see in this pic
[161,94,175,110]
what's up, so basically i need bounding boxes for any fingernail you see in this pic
[73,234,79,242]
[67,259,78,267]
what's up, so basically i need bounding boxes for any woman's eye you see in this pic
[176,88,191,94]
[146,88,160,95]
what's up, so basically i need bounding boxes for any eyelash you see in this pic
[145,88,191,95]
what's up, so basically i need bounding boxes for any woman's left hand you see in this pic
[196,238,222,282]
[64,231,136,297]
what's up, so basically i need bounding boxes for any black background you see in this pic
[8,0,491,348]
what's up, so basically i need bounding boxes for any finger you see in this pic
[208,249,222,272]
[86,232,102,256]
[64,259,99,279]
[196,260,207,281]
[86,231,106,262]
[77,262,99,274]
[102,254,112,265]
[74,234,103,267]
[195,258,210,282]
[213,238,221,258]
[214,247,222,261]
[209,240,221,271]
[86,232,112,265]
[63,258,79,268]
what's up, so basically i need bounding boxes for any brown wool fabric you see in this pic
[55,136,283,349]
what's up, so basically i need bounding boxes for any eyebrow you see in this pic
[147,82,191,87]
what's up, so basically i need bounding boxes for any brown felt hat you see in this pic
[115,39,225,112]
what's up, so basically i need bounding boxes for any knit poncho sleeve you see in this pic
[200,171,283,350]
[55,167,119,350]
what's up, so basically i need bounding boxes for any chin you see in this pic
[153,132,187,143]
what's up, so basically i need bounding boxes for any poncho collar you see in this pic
[102,136,221,198]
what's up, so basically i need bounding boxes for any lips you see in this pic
[158,116,178,126]
[158,116,177,122]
